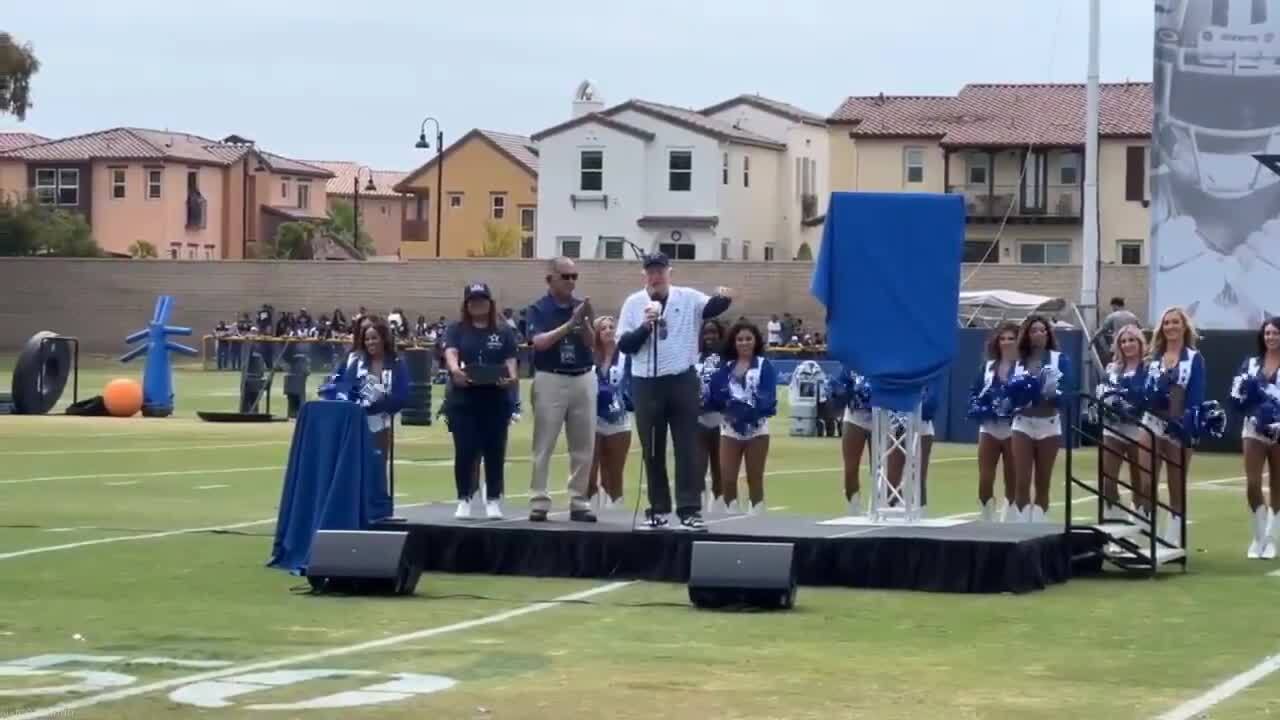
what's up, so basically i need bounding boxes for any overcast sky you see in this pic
[2,0,1154,170]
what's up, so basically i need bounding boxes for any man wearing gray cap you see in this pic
[617,252,733,530]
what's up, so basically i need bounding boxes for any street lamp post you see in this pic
[415,117,444,258]
[353,166,376,255]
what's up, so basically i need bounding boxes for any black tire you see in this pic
[11,331,71,415]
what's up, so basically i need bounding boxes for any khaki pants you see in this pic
[530,371,597,512]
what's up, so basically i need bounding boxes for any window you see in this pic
[743,155,750,188]
[741,240,751,261]
[904,147,925,184]
[668,150,692,192]
[1059,153,1079,185]
[521,237,535,258]
[111,168,127,199]
[281,177,291,199]
[721,238,730,261]
[967,154,988,185]
[580,150,603,191]
[558,236,582,258]
[1018,240,1071,265]
[147,169,163,199]
[809,158,817,196]
[490,193,507,220]
[34,168,56,205]
[722,152,729,185]
[203,244,215,260]
[1118,240,1143,266]
[297,181,310,210]
[603,238,625,259]
[57,169,79,205]
[448,192,463,208]
[764,243,776,261]
[519,207,535,233]
[658,242,696,260]
[412,194,424,221]
[795,158,802,199]
[1125,146,1147,202]
[963,239,999,263]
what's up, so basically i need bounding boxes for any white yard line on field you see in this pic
[3,581,635,720]
[103,481,139,487]
[195,484,229,490]
[0,442,286,456]
[1154,651,1280,720]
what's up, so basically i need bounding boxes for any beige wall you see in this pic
[0,159,25,204]
[399,136,538,259]
[0,257,1149,354]
[1099,139,1150,265]
[86,161,225,258]
[328,193,404,258]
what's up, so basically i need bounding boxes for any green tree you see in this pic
[470,220,520,258]
[0,198,99,257]
[0,33,40,120]
[325,200,375,255]
[272,221,316,260]
[0,197,38,255]
[128,240,158,259]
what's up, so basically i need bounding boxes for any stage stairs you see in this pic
[1066,395,1189,574]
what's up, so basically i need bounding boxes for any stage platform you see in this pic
[375,504,1101,594]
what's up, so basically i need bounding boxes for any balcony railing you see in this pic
[946,183,1081,223]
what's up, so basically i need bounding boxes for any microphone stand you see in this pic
[618,237,662,526]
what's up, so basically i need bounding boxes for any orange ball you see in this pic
[103,378,144,418]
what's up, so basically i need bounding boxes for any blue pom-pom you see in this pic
[851,377,872,410]
[1006,374,1042,410]
[1231,374,1269,413]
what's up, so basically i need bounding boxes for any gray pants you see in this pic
[530,370,597,512]
[631,369,701,517]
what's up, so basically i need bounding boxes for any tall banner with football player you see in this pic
[1152,0,1280,329]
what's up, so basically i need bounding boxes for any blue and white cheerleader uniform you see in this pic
[326,351,410,434]
[710,356,779,441]
[1009,350,1071,441]
[596,352,632,437]
[1097,361,1148,442]
[696,351,723,432]
[1143,347,1206,444]
[1230,356,1280,445]
[835,367,872,432]
[970,360,1014,441]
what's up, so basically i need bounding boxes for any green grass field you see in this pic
[1,359,1278,719]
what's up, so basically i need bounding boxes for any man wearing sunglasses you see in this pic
[526,256,598,522]
[617,252,733,530]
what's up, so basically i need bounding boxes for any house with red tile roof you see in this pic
[828,82,1152,268]
[307,161,409,259]
[0,127,335,259]
[393,128,539,259]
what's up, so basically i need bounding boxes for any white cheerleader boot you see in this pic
[1248,507,1265,559]
[726,499,742,514]
[1164,512,1183,547]
[847,492,864,517]
[749,501,766,516]
[979,499,996,522]
[1000,500,1014,523]
[1263,509,1278,560]
[1029,505,1046,523]
[1008,504,1025,523]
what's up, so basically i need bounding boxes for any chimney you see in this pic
[572,80,604,118]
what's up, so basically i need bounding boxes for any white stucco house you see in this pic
[530,83,828,262]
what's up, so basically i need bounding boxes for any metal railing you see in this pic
[947,183,1081,219]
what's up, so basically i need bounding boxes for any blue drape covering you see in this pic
[811,192,964,412]
[268,400,392,574]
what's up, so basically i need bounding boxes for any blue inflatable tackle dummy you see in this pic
[120,295,199,417]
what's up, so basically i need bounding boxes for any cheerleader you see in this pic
[1096,324,1149,520]
[1229,317,1280,559]
[589,316,631,508]
[1009,315,1070,522]
[834,365,872,514]
[695,320,727,511]
[1138,306,1205,546]
[969,322,1019,522]
[710,321,778,515]
[327,315,410,465]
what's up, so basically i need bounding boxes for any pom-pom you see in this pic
[1006,373,1042,410]
[1230,374,1268,413]
[967,390,997,422]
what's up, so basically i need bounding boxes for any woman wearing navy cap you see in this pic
[328,314,409,470]
[443,283,520,521]
[709,321,778,515]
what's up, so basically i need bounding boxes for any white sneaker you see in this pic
[485,500,503,520]
[749,502,766,516]
[454,500,471,520]
[979,499,995,522]
[847,492,864,517]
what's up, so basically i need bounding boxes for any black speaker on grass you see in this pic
[305,530,421,596]
[688,541,796,611]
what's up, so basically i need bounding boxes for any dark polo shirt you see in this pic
[526,293,592,374]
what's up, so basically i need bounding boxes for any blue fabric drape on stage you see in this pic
[268,400,392,574]
[811,192,964,412]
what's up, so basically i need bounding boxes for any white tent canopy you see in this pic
[958,290,1072,328]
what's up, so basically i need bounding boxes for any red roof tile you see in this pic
[829,82,1151,146]
[0,131,49,152]
[308,161,409,198]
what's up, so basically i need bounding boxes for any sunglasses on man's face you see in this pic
[560,273,579,281]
